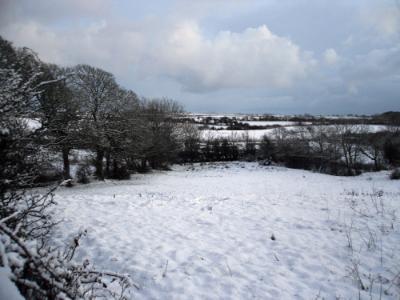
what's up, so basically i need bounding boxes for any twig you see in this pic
[225,259,232,277]
[162,260,169,278]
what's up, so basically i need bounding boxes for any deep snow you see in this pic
[52,162,400,299]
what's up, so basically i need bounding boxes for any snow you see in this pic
[323,115,369,120]
[48,162,400,299]
[240,121,303,126]
[200,125,229,129]
[0,267,25,300]
[200,124,389,140]
[201,128,277,140]
[20,118,41,131]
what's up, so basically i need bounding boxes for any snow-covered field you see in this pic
[200,124,389,140]
[201,128,277,140]
[52,163,400,299]
[240,121,302,126]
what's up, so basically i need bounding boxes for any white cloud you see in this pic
[152,22,315,91]
[2,0,398,113]
[342,35,353,46]
[361,3,400,37]
[345,45,400,82]
[323,48,339,65]
[336,44,400,97]
[0,20,146,75]
[1,20,315,92]
[348,82,359,95]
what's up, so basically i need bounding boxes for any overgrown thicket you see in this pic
[270,125,399,176]
[178,124,400,176]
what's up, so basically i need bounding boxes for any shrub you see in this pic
[384,135,400,166]
[110,161,131,180]
[34,162,63,184]
[258,135,275,160]
[390,168,400,180]
[0,191,133,299]
[76,164,91,184]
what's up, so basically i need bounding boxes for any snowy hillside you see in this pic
[51,163,400,299]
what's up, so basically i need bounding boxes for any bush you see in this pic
[390,168,400,180]
[34,162,63,184]
[258,135,275,160]
[109,161,131,180]
[76,164,91,184]
[384,135,400,166]
[0,192,132,299]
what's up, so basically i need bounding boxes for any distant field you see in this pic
[240,121,301,126]
[200,124,388,140]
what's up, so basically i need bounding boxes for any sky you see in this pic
[0,0,399,115]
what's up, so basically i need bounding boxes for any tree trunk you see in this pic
[95,148,105,180]
[105,151,111,178]
[62,147,71,179]
[141,158,147,172]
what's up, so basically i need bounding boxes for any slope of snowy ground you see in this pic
[51,163,400,299]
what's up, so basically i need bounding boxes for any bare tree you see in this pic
[332,124,364,175]
[178,122,201,162]
[38,63,80,179]
[103,88,142,178]
[70,64,119,180]
[242,131,256,159]
[258,134,275,162]
[358,132,387,171]
[140,98,183,169]
[307,126,341,161]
